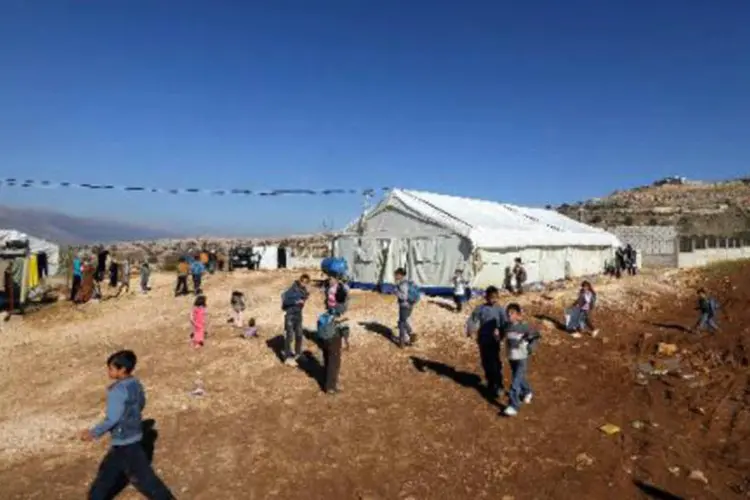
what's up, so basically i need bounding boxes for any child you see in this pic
[140,261,151,294]
[693,288,719,334]
[570,280,599,338]
[80,350,174,499]
[512,258,527,295]
[452,269,469,313]
[394,268,417,348]
[230,290,246,326]
[190,295,207,348]
[467,286,507,400]
[502,303,541,417]
[281,274,310,365]
[242,318,259,338]
[118,259,131,296]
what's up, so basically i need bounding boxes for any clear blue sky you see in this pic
[1,1,749,235]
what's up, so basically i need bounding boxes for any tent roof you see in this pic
[356,189,621,248]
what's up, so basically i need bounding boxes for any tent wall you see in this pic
[474,246,613,288]
[254,245,279,270]
[357,205,454,238]
[335,234,470,294]
[0,229,59,275]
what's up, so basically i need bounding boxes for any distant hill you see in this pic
[0,205,183,244]
[556,177,750,235]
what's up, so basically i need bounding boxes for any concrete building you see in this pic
[610,225,750,268]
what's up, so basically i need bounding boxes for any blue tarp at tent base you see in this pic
[348,281,482,299]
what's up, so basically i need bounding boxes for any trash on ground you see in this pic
[599,423,621,435]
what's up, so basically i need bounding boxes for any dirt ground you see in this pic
[1,262,749,499]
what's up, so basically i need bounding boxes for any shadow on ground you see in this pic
[410,356,502,408]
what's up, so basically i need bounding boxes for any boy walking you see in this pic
[281,274,311,366]
[467,286,507,400]
[693,288,719,334]
[80,350,174,499]
[394,268,417,348]
[175,258,189,296]
[502,303,541,417]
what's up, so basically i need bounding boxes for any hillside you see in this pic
[0,205,184,244]
[556,177,750,234]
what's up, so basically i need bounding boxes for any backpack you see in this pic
[317,312,337,340]
[407,281,421,304]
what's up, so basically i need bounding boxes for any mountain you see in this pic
[556,177,750,234]
[0,205,184,244]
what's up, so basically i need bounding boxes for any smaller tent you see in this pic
[0,229,59,275]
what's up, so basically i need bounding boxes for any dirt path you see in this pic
[1,265,749,499]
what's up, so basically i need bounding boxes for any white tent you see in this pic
[334,189,620,292]
[0,229,60,275]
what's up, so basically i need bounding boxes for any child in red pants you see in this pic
[190,295,207,348]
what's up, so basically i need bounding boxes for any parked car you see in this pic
[228,247,254,271]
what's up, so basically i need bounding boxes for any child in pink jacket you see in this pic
[190,295,207,348]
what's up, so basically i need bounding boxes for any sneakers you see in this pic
[571,332,582,339]
[523,393,533,404]
[503,406,518,417]
[284,356,298,367]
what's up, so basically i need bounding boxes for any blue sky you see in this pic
[1,1,749,235]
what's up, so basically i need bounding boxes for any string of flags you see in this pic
[0,178,390,197]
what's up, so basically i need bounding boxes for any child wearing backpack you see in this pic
[394,268,420,348]
[693,288,719,334]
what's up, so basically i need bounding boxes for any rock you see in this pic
[657,343,679,356]
[668,466,680,476]
[367,408,377,415]
[689,469,708,484]
[631,420,645,430]
[575,452,594,470]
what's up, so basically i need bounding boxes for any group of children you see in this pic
[466,286,541,417]
[70,252,152,304]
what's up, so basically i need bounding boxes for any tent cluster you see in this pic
[334,189,622,295]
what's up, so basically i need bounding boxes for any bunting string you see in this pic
[0,178,390,197]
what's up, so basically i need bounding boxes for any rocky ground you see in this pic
[0,262,749,499]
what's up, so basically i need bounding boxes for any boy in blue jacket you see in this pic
[281,274,311,366]
[80,350,173,499]
[467,286,507,400]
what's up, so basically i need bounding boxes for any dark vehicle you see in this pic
[228,247,254,271]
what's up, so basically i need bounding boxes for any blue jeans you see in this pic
[696,313,718,333]
[508,359,531,410]
[398,305,413,345]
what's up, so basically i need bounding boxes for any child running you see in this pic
[230,290,246,326]
[467,286,507,400]
[80,350,174,499]
[693,288,719,334]
[570,280,599,338]
[190,295,207,348]
[502,303,541,417]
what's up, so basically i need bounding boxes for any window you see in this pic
[694,237,707,250]
[707,236,717,248]
[679,237,693,253]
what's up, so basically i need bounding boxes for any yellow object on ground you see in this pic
[599,423,621,435]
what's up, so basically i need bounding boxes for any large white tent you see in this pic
[0,229,60,275]
[334,189,620,293]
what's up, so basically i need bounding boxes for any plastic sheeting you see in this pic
[0,229,60,275]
